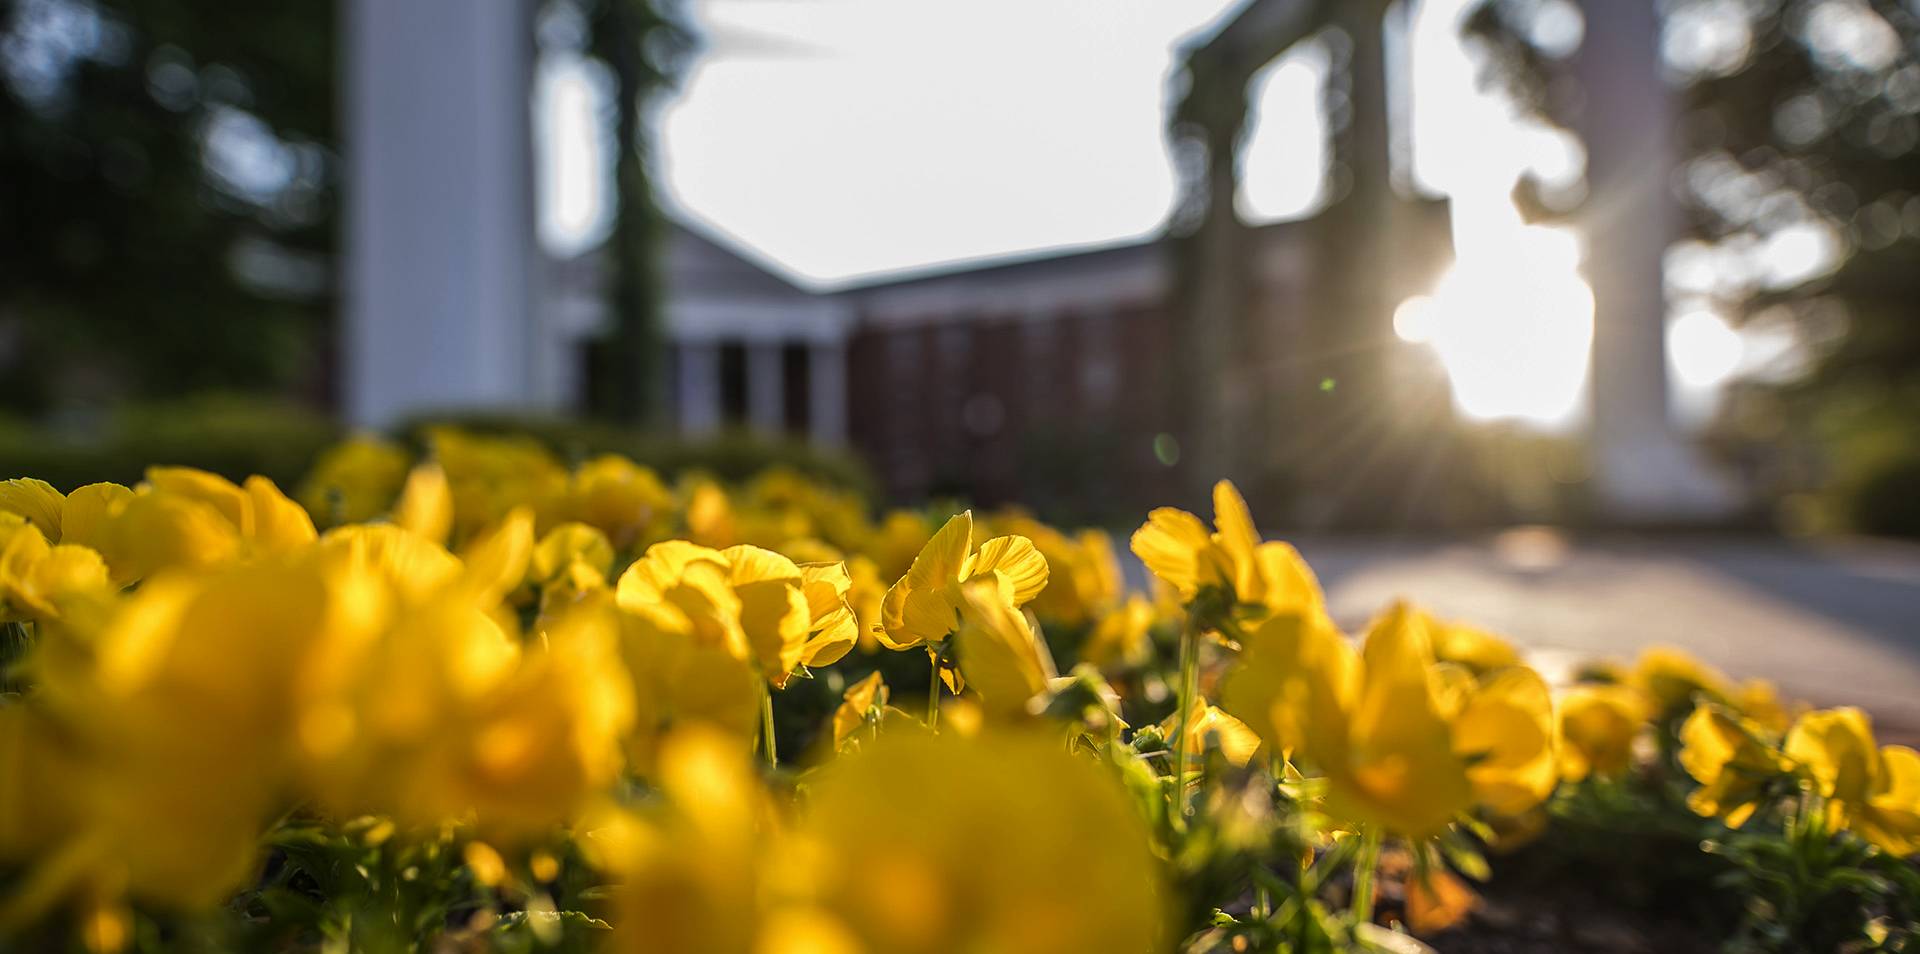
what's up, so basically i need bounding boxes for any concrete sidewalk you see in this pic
[1291,531,1920,734]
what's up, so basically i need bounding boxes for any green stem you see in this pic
[1254,753,1285,920]
[1170,616,1201,817]
[760,685,778,767]
[926,648,942,732]
[0,621,30,694]
[1351,826,1382,927]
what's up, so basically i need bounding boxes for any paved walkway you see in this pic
[1288,531,1920,733]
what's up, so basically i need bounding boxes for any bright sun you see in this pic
[1395,225,1595,429]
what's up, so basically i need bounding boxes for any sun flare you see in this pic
[1397,225,1595,429]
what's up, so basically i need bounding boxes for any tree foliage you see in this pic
[0,0,335,414]
[1466,0,1920,529]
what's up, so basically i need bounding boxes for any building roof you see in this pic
[548,218,817,301]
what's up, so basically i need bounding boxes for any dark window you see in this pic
[718,342,748,425]
[782,343,811,435]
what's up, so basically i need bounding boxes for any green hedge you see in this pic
[393,412,875,497]
[0,396,340,491]
[1850,454,1920,539]
[0,399,875,499]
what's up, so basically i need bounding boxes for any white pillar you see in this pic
[342,0,541,428]
[677,342,722,436]
[1576,0,1737,520]
[747,341,784,434]
[808,341,848,446]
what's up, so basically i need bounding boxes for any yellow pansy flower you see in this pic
[830,671,913,753]
[1857,747,1920,857]
[314,522,463,605]
[455,507,538,608]
[531,521,615,587]
[1450,665,1559,817]
[566,453,674,550]
[1129,479,1320,622]
[587,727,784,954]
[617,540,850,698]
[794,560,859,674]
[1427,617,1522,676]
[1731,678,1794,735]
[1080,594,1156,671]
[0,478,66,540]
[0,478,134,574]
[844,555,887,653]
[1307,605,1475,839]
[794,730,1168,954]
[990,513,1121,626]
[868,510,933,581]
[0,514,111,622]
[1557,684,1646,781]
[32,558,376,909]
[617,541,748,661]
[391,461,453,545]
[296,436,412,526]
[949,578,1054,718]
[0,701,82,864]
[107,469,315,582]
[527,521,615,616]
[612,591,762,775]
[1632,646,1730,718]
[1158,700,1262,768]
[684,478,737,549]
[1679,704,1792,828]
[1218,607,1356,761]
[721,544,850,685]
[1130,479,1263,606]
[876,510,1048,652]
[438,602,634,836]
[1784,707,1920,855]
[1264,603,1556,838]
[428,427,570,543]
[780,537,844,565]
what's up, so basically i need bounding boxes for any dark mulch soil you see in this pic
[1390,842,1734,953]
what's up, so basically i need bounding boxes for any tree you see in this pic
[0,0,335,415]
[568,0,691,428]
[1467,0,1920,531]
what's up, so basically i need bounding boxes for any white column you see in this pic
[677,342,722,436]
[343,0,540,428]
[1576,0,1737,520]
[808,341,849,446]
[747,341,784,434]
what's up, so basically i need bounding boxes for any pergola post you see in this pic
[1576,0,1737,520]
[342,0,543,428]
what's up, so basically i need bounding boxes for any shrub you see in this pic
[1850,455,1920,539]
[0,400,876,502]
[393,411,875,497]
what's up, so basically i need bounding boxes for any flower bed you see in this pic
[0,429,1914,952]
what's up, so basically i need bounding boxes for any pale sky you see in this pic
[535,0,1773,430]
[540,0,1542,286]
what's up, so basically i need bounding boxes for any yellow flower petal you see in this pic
[532,522,615,585]
[968,535,1049,605]
[1128,507,1213,601]
[243,475,317,554]
[0,478,64,540]
[459,508,535,606]
[59,483,133,558]
[1785,707,1877,809]
[1210,480,1263,603]
[392,462,454,545]
[951,581,1050,719]
[1454,667,1558,816]
[905,512,973,591]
